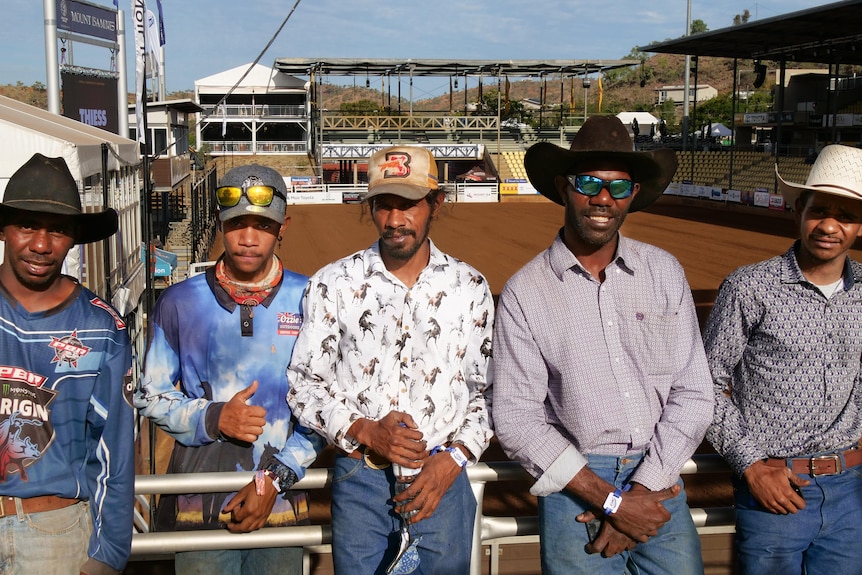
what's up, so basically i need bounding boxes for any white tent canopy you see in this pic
[0,95,139,187]
[195,63,307,94]
[616,111,660,131]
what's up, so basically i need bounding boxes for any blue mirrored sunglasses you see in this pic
[566,175,634,199]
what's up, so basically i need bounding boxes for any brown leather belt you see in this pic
[344,446,391,470]
[765,447,862,477]
[0,495,79,518]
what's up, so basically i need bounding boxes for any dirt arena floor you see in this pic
[135,195,862,574]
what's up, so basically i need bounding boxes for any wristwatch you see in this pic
[264,460,299,499]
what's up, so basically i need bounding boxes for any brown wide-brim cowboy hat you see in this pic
[525,115,678,212]
[0,153,118,244]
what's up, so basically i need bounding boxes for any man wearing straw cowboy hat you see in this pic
[0,153,134,574]
[705,144,862,575]
[493,115,713,574]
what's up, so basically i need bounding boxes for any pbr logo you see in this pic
[0,369,56,482]
[379,152,411,179]
[49,330,91,368]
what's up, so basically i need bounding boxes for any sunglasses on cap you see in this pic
[215,185,286,207]
[566,175,635,200]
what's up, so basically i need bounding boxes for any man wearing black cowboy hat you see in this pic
[0,153,134,574]
[493,116,713,574]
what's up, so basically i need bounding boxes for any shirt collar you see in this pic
[784,240,861,290]
[365,238,447,282]
[548,230,635,280]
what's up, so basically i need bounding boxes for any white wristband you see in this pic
[446,446,468,468]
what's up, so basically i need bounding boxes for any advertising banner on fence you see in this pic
[726,189,742,203]
[768,194,785,211]
[502,179,538,195]
[753,189,771,208]
[459,184,498,203]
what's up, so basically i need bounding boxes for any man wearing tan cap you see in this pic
[288,145,494,574]
[705,144,862,575]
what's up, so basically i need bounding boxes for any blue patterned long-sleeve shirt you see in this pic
[704,243,862,476]
[135,263,324,529]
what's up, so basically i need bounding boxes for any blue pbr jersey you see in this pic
[136,264,322,530]
[0,279,135,572]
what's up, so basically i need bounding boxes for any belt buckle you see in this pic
[362,448,391,470]
[809,453,842,476]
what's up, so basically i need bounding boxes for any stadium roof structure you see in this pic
[272,58,638,79]
[640,0,862,66]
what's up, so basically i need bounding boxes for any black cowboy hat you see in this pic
[1,153,118,244]
[524,115,678,212]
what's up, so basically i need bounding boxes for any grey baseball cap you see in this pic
[217,164,287,224]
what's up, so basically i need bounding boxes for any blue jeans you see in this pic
[538,453,703,575]
[733,462,862,575]
[174,547,303,575]
[330,453,476,575]
[0,500,91,575]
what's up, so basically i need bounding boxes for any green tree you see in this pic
[693,92,733,131]
[690,19,708,34]
[339,99,378,115]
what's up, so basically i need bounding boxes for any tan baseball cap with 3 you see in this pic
[364,146,439,202]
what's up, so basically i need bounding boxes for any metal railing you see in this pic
[131,456,734,575]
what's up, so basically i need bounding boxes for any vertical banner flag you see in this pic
[598,75,604,112]
[145,8,161,70]
[132,0,147,146]
[155,0,165,45]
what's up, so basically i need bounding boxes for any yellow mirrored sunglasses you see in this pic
[215,185,286,207]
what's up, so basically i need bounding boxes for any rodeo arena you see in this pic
[3,0,862,574]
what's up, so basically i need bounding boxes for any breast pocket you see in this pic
[620,309,679,376]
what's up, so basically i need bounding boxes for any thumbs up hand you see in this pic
[217,380,267,443]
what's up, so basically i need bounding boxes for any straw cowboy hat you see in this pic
[776,144,862,207]
[524,115,678,212]
[0,153,118,244]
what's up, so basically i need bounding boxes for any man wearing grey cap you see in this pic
[136,164,324,575]
[288,146,494,574]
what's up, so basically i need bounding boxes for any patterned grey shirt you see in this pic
[287,240,494,462]
[493,233,713,495]
[705,243,862,476]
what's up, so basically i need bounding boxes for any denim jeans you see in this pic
[330,453,476,575]
[733,462,862,575]
[174,547,303,575]
[0,500,91,575]
[538,453,703,575]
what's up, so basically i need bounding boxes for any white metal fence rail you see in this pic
[131,456,734,575]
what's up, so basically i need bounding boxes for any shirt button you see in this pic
[607,321,613,327]
[402,356,408,363]
[624,392,630,398]
[634,427,641,433]
[404,325,410,331]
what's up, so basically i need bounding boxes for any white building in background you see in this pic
[195,63,310,156]
[656,84,718,105]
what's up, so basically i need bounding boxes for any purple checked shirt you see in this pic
[492,232,713,496]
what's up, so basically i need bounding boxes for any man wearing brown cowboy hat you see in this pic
[493,115,713,574]
[0,153,134,574]
[705,144,862,575]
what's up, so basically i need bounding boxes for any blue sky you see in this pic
[0,0,835,97]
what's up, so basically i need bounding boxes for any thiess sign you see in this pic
[56,0,117,42]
